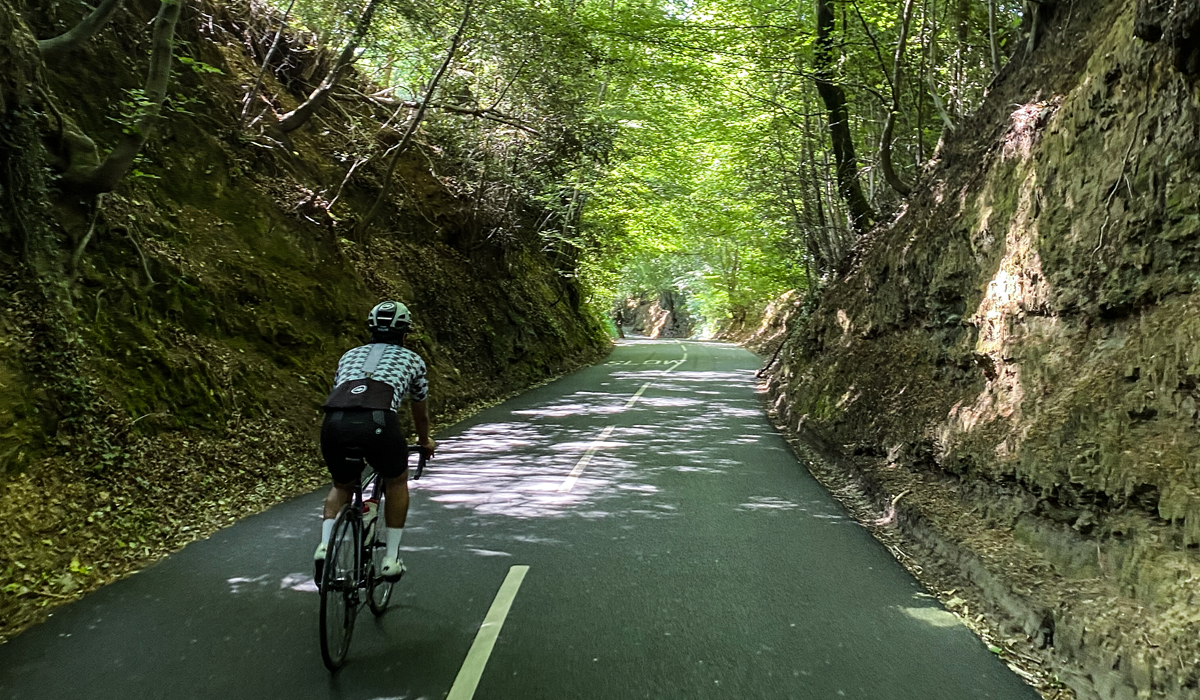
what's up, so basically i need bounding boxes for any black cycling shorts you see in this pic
[320,410,409,484]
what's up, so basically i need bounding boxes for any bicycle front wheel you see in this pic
[319,505,360,671]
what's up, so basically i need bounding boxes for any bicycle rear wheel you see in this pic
[366,519,393,616]
[319,505,360,671]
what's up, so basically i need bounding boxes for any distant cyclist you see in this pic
[314,301,437,582]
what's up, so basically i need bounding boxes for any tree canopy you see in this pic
[39,0,1028,332]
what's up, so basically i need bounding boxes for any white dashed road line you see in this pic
[446,565,531,700]
[558,347,688,493]
[448,347,690,694]
[624,382,652,408]
[557,425,616,492]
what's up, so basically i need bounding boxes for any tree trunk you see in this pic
[63,0,180,195]
[353,0,472,241]
[276,0,380,133]
[915,0,929,165]
[987,0,1000,75]
[1024,1,1038,54]
[802,104,833,273]
[954,0,969,113]
[38,0,124,61]
[925,0,955,131]
[879,0,916,197]
[813,0,874,233]
[926,72,955,131]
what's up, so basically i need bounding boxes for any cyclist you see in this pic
[314,300,436,582]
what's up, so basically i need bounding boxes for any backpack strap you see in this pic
[361,344,390,378]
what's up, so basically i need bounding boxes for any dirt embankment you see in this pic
[717,289,802,354]
[618,291,693,338]
[0,0,608,640]
[768,2,1200,698]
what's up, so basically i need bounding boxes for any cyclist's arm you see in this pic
[411,400,436,455]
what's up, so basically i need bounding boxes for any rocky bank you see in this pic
[768,2,1200,698]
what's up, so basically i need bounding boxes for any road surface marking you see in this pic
[561,348,688,492]
[558,425,616,492]
[624,382,652,408]
[446,566,531,700]
[624,352,686,409]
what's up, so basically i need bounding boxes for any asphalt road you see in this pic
[0,339,1040,700]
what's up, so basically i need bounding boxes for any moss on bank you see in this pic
[0,0,609,640]
[768,1,1200,697]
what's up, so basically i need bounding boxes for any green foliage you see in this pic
[109,88,157,136]
[259,0,1022,334]
[572,0,1022,331]
[176,56,222,75]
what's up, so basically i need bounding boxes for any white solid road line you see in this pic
[446,565,531,700]
[557,425,616,492]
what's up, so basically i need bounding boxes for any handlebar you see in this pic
[411,446,430,480]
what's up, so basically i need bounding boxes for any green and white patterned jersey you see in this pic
[332,343,429,411]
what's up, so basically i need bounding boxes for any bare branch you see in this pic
[38,0,124,60]
[879,0,916,196]
[239,0,297,128]
[277,0,381,133]
[354,0,473,240]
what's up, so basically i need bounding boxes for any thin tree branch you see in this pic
[71,194,107,278]
[63,0,181,195]
[354,0,473,241]
[277,0,381,133]
[239,0,297,128]
[371,100,541,135]
[850,0,894,97]
[879,0,916,196]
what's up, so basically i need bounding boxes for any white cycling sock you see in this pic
[386,527,404,559]
[319,518,335,550]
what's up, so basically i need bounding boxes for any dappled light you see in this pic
[1,0,1172,688]
[736,496,803,512]
[415,358,823,529]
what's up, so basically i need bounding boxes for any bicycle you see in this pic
[318,446,429,671]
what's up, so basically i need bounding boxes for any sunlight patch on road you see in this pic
[465,548,512,557]
[736,496,803,512]
[558,425,617,492]
[418,346,768,518]
[897,606,963,628]
[279,573,318,593]
[225,574,270,594]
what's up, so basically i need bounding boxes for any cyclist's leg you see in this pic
[365,413,409,579]
[317,411,367,561]
[318,482,353,553]
[382,474,409,528]
[323,483,354,520]
[375,474,408,577]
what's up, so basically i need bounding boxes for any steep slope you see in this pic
[769,1,1200,698]
[0,0,607,639]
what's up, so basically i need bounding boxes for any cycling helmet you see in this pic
[367,300,412,333]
